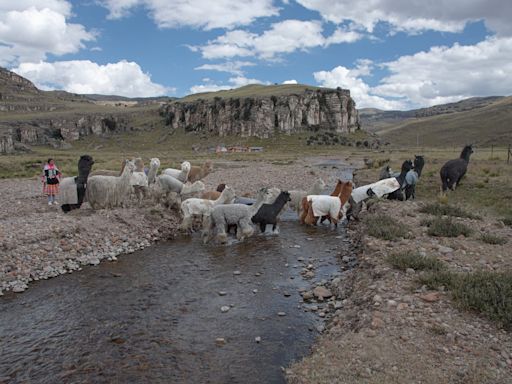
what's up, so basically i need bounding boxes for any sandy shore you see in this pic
[0,157,341,294]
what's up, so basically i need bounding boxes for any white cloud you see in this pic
[100,0,278,30]
[0,1,95,66]
[193,19,363,60]
[314,62,405,110]
[315,37,512,109]
[296,0,512,35]
[189,76,269,94]
[374,36,512,107]
[195,61,255,76]
[282,79,298,84]
[13,60,172,97]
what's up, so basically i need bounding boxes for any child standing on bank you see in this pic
[42,158,61,205]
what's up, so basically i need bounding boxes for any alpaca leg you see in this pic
[260,222,266,233]
[180,215,193,232]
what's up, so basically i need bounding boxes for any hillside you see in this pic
[377,96,512,147]
[360,96,504,132]
[0,67,164,154]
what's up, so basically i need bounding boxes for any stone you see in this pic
[371,316,384,329]
[221,306,230,313]
[420,292,441,302]
[397,303,409,310]
[438,245,454,254]
[277,312,286,316]
[233,270,241,275]
[406,268,415,275]
[313,286,333,300]
[255,336,261,343]
[302,291,314,300]
[218,291,227,296]
[215,338,226,346]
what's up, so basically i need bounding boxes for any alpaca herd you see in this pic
[58,144,473,244]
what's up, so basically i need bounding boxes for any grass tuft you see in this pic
[387,251,443,272]
[419,203,479,219]
[418,270,512,330]
[480,233,507,245]
[427,217,472,238]
[364,214,409,241]
[503,217,512,227]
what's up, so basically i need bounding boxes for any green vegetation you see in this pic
[387,251,443,272]
[480,233,507,245]
[427,217,472,237]
[365,214,409,240]
[419,270,512,330]
[419,202,479,219]
[179,83,331,102]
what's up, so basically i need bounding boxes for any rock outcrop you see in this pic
[160,88,360,138]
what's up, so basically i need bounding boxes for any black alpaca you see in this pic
[387,160,413,201]
[404,155,425,200]
[61,155,94,213]
[440,145,473,192]
[251,191,291,233]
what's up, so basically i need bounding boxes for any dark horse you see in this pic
[440,145,473,192]
[387,159,413,201]
[61,155,95,213]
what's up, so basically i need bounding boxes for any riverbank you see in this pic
[287,198,512,383]
[0,158,339,295]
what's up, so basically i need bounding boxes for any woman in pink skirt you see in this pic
[42,158,61,205]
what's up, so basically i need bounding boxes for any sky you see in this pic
[1,0,512,110]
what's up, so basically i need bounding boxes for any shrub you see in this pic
[387,251,443,272]
[427,217,472,238]
[453,271,512,330]
[418,271,512,330]
[503,217,512,227]
[365,214,409,241]
[480,233,507,245]
[419,203,479,219]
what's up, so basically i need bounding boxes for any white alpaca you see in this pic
[288,178,326,215]
[180,186,236,232]
[147,158,160,185]
[86,160,135,210]
[202,188,274,244]
[153,174,205,209]
[162,161,191,183]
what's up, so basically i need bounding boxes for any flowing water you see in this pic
[1,162,354,384]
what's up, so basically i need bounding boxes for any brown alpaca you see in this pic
[200,183,225,200]
[326,181,353,225]
[302,181,353,227]
[320,179,343,222]
[188,160,213,182]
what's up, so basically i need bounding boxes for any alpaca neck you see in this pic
[148,163,159,184]
[76,168,91,184]
[460,149,472,163]
[274,195,289,210]
[308,182,323,195]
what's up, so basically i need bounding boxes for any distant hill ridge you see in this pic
[362,96,512,146]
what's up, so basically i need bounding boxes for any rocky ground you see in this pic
[0,158,337,295]
[287,199,512,383]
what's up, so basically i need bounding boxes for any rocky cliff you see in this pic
[0,115,133,153]
[160,88,360,138]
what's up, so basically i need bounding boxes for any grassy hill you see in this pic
[179,83,333,102]
[359,96,504,133]
[376,96,512,147]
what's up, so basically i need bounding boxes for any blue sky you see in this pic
[1,1,511,110]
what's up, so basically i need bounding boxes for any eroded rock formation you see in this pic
[160,88,360,138]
